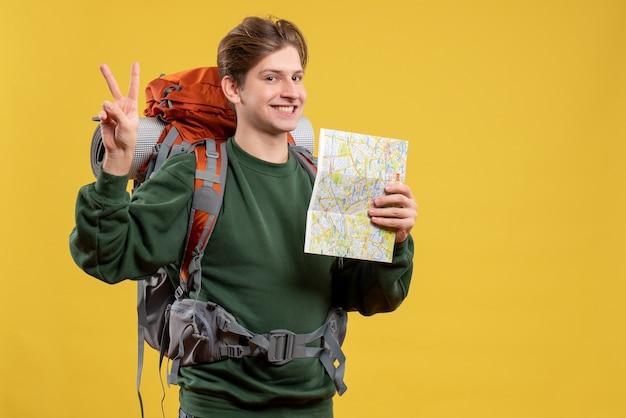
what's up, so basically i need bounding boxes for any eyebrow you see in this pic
[257,68,305,76]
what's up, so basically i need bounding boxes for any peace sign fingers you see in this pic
[100,63,140,108]
[97,62,141,176]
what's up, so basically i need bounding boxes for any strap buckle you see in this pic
[267,330,296,365]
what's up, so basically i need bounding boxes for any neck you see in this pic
[233,128,290,163]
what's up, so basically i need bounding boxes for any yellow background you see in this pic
[1,0,625,417]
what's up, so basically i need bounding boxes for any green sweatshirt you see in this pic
[70,138,414,417]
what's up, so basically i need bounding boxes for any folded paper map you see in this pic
[305,128,409,263]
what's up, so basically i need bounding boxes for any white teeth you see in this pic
[276,106,295,113]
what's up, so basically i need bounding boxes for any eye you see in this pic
[266,75,277,82]
[292,75,303,82]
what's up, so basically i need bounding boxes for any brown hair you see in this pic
[217,16,308,87]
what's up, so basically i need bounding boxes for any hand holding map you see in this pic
[305,129,409,263]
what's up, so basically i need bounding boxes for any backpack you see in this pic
[121,67,347,416]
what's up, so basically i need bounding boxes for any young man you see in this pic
[70,16,418,417]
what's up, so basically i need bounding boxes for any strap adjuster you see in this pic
[267,330,296,365]
[219,345,245,359]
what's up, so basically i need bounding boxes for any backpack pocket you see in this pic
[167,298,219,366]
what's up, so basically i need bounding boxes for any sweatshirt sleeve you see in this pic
[69,154,195,284]
[331,236,414,315]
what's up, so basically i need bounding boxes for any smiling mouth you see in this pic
[274,105,296,114]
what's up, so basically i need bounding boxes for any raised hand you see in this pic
[368,183,418,243]
[98,63,140,176]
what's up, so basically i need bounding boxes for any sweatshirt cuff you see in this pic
[393,235,413,256]
[94,170,131,200]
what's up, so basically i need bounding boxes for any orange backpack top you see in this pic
[144,66,236,142]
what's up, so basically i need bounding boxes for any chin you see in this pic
[275,121,299,134]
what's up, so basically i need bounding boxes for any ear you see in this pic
[221,75,241,104]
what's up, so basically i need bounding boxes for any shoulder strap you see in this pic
[179,138,228,295]
[289,141,317,180]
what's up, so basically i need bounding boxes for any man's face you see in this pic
[234,46,306,138]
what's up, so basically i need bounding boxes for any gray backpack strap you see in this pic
[289,143,317,181]
[147,124,180,179]
[318,308,348,394]
[136,298,147,417]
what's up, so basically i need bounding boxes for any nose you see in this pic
[281,80,300,99]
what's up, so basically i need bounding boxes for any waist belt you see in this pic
[163,298,348,394]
